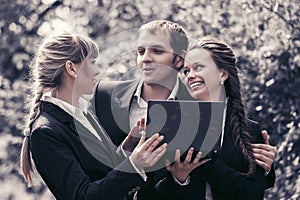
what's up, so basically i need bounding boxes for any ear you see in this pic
[65,61,77,78]
[219,69,229,82]
[174,50,187,71]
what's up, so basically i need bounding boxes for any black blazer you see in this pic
[177,119,267,200]
[30,101,146,200]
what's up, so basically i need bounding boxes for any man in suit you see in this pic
[92,20,276,198]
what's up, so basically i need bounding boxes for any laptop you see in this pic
[146,100,225,162]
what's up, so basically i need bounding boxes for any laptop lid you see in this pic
[146,100,225,160]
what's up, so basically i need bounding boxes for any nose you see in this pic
[142,49,153,63]
[186,68,196,80]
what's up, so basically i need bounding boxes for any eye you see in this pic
[194,64,204,71]
[153,48,164,54]
[182,69,190,76]
[137,48,145,55]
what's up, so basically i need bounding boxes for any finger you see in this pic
[253,153,273,164]
[137,120,141,127]
[199,158,212,166]
[146,135,164,152]
[140,133,160,151]
[152,143,167,154]
[137,131,146,147]
[252,147,276,159]
[174,149,181,165]
[147,144,167,166]
[252,143,273,152]
[261,130,269,145]
[184,147,194,163]
[255,159,269,172]
[141,118,145,128]
[151,146,167,165]
[166,159,171,171]
[193,151,202,164]
[129,125,139,137]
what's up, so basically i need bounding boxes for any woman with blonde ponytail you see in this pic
[20,33,167,200]
[175,36,274,200]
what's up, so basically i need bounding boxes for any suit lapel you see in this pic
[111,79,140,133]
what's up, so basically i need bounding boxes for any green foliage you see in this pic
[0,0,299,199]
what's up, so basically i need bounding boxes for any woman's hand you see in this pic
[130,132,167,170]
[252,130,276,173]
[129,118,167,170]
[166,147,211,183]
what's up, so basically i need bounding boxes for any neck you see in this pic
[141,83,173,102]
[53,83,78,106]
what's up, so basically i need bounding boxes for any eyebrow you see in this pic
[192,62,205,67]
[137,45,166,49]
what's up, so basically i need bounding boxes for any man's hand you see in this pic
[252,130,276,173]
[122,118,146,153]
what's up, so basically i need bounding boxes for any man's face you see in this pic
[136,30,179,89]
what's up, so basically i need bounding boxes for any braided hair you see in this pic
[21,32,99,184]
[188,36,256,176]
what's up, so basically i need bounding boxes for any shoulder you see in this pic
[30,112,63,138]
[96,79,139,93]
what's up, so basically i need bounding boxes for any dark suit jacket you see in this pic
[30,101,146,200]
[177,119,267,200]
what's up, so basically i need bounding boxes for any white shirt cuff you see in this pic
[172,175,190,186]
[129,155,147,182]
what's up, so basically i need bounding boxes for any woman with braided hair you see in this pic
[178,36,267,200]
[20,32,167,200]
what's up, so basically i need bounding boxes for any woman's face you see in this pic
[74,58,99,96]
[182,48,227,101]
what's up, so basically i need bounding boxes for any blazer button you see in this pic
[128,191,132,196]
[135,186,141,191]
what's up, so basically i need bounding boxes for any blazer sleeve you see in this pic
[204,121,266,200]
[265,165,276,188]
[30,126,145,200]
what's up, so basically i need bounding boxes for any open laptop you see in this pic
[146,100,225,162]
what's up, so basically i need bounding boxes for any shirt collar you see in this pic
[133,78,179,102]
[41,92,91,116]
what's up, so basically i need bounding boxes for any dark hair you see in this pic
[189,36,256,176]
[21,32,99,185]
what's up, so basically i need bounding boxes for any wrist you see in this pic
[173,175,190,186]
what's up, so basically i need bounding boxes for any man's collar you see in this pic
[133,77,179,102]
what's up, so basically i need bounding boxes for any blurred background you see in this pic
[0,0,299,199]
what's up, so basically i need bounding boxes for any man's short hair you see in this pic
[139,20,189,56]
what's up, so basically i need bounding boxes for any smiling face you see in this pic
[182,48,228,101]
[136,30,181,89]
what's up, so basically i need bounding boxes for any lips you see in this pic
[189,81,204,88]
[142,67,155,72]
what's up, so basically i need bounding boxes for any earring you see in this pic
[220,81,224,85]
